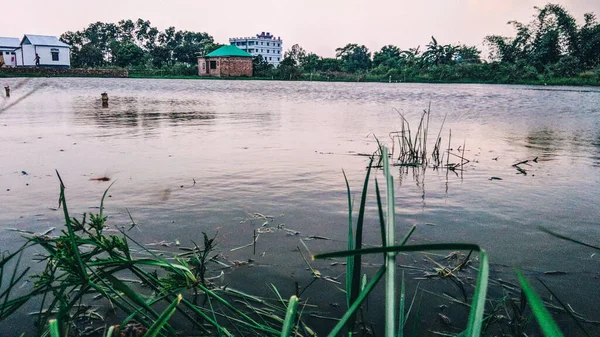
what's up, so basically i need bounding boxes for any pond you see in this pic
[1,78,599,335]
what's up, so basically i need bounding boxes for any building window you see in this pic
[269,57,272,60]
[267,50,269,53]
[267,42,270,46]
[51,48,59,61]
[277,58,280,61]
[210,60,217,69]
[261,42,264,45]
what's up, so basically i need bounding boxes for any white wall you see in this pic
[0,50,17,66]
[230,37,283,66]
[16,45,70,67]
[17,44,34,66]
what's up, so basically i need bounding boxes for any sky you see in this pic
[2,0,600,57]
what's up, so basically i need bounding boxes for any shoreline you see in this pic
[2,71,599,87]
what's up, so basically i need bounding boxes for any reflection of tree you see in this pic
[167,111,215,125]
[74,97,216,131]
[523,129,564,158]
[593,135,600,167]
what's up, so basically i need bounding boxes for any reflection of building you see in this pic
[229,32,282,66]
[0,37,19,67]
[198,45,253,77]
[15,35,71,68]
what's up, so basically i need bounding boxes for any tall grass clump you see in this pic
[0,173,309,337]
[378,106,469,173]
[314,146,568,337]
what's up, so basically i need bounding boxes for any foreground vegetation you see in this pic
[1,137,598,336]
[57,3,600,85]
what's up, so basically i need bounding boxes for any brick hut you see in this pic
[198,45,253,77]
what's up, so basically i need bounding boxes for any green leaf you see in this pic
[49,319,61,337]
[326,266,386,337]
[464,249,489,337]
[397,271,405,337]
[314,243,482,260]
[516,271,565,337]
[144,294,182,337]
[280,296,299,337]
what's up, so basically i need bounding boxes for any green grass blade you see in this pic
[351,158,373,293]
[399,225,416,246]
[280,295,299,337]
[314,243,482,260]
[49,319,61,337]
[375,179,387,248]
[106,326,116,337]
[397,271,405,337]
[144,294,182,337]
[538,227,600,251]
[55,171,87,281]
[464,249,489,337]
[326,266,386,337]
[342,169,354,311]
[382,146,396,337]
[104,274,160,319]
[516,271,565,337]
[537,278,591,337]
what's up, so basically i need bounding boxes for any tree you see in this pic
[373,45,401,68]
[300,53,319,73]
[454,45,481,64]
[252,55,274,77]
[75,43,105,68]
[277,55,302,80]
[111,41,146,67]
[335,43,371,72]
[315,57,343,72]
[285,44,307,65]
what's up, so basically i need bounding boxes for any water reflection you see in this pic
[73,96,216,131]
[593,135,600,167]
[523,129,564,159]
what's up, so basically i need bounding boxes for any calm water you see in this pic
[1,78,599,334]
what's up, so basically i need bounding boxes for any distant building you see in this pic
[15,35,71,68]
[0,37,20,67]
[229,32,282,66]
[198,45,253,77]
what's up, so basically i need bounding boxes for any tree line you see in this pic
[60,19,223,75]
[61,3,600,83]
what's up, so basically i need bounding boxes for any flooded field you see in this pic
[0,78,599,335]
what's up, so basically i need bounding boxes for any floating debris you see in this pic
[90,176,110,182]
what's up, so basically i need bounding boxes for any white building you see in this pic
[15,35,71,68]
[229,32,282,66]
[0,37,20,67]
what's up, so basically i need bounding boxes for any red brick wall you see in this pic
[198,57,252,77]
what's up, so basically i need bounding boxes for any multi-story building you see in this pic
[229,32,283,66]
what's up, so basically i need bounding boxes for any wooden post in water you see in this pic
[101,92,109,108]
[4,86,9,97]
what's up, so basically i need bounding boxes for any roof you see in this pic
[0,37,20,48]
[205,45,252,58]
[21,35,70,48]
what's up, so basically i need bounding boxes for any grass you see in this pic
[0,174,309,337]
[0,147,592,336]
[310,145,588,337]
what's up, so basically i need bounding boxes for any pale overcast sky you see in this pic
[2,0,599,57]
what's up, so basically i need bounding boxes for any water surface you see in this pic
[1,78,599,334]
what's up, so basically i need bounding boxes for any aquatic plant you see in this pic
[311,146,582,337]
[0,174,307,336]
